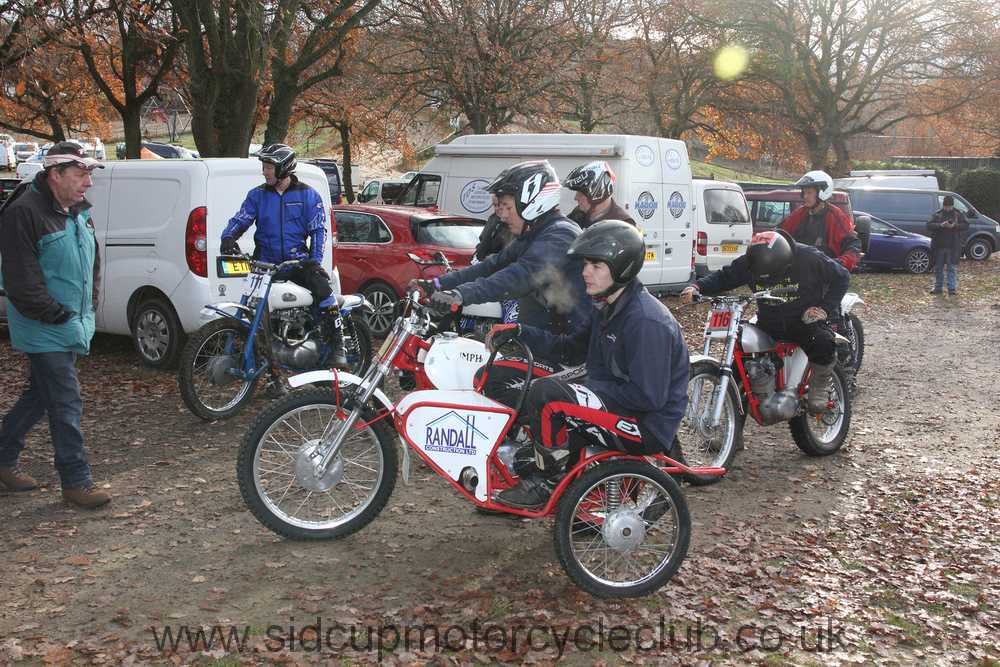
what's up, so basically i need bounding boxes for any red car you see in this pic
[333,204,484,336]
[746,189,853,234]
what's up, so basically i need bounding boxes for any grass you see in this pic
[691,159,788,184]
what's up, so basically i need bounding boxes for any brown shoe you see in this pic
[62,485,111,509]
[0,467,39,492]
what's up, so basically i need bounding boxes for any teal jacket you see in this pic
[0,172,100,354]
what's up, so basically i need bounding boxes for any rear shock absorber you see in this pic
[606,479,622,511]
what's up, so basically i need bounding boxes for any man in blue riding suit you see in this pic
[410,161,592,404]
[485,221,690,508]
[220,143,348,370]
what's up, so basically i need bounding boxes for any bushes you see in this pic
[850,160,952,190]
[954,168,1000,220]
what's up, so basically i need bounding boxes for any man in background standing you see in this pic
[927,195,968,296]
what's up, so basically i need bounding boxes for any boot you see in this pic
[806,361,836,414]
[497,473,555,509]
[62,484,112,509]
[322,310,350,370]
[0,467,38,492]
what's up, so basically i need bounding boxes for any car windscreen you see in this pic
[415,219,483,249]
[705,189,751,224]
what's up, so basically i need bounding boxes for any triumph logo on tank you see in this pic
[425,411,487,455]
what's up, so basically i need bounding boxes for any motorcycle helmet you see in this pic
[795,170,833,202]
[258,143,297,180]
[746,230,793,282]
[486,160,561,223]
[564,160,616,205]
[567,220,645,297]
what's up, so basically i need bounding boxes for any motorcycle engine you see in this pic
[744,355,776,397]
[270,308,321,368]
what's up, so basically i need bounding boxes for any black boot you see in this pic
[323,311,349,370]
[496,474,554,509]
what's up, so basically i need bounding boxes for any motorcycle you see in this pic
[408,251,506,338]
[177,255,374,421]
[237,291,724,598]
[677,289,853,482]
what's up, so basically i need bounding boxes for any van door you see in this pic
[84,168,113,329]
[702,186,752,271]
[620,139,665,286]
[657,138,695,288]
[849,190,936,235]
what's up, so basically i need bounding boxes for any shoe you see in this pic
[497,475,553,509]
[62,485,111,509]
[0,467,38,492]
[806,361,836,414]
[930,289,943,295]
[329,347,350,371]
[949,290,957,296]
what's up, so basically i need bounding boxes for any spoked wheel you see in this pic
[676,361,743,485]
[554,460,690,598]
[178,319,260,421]
[843,314,864,371]
[790,366,852,456]
[237,389,397,540]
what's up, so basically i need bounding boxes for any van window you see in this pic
[704,189,750,225]
[381,182,406,204]
[752,200,792,228]
[336,212,392,244]
[415,219,482,248]
[851,191,935,218]
[396,174,442,207]
[939,194,973,216]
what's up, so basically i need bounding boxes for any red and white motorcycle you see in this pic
[236,291,723,598]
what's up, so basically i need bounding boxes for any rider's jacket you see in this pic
[695,241,850,328]
[437,209,590,337]
[781,203,861,271]
[520,279,689,451]
[222,176,326,264]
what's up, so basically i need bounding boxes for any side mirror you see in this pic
[432,251,447,263]
[966,209,977,218]
[407,252,430,265]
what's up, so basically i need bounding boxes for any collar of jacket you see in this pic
[32,170,92,217]
[262,174,300,194]
[522,208,564,239]
[601,279,642,325]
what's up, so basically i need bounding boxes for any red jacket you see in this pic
[781,204,861,271]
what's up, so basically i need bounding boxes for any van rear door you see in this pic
[656,138,695,288]
[701,184,752,271]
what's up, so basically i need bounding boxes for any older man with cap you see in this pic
[0,141,111,508]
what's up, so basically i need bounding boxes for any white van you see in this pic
[402,133,697,292]
[834,169,939,191]
[1,159,337,368]
[692,179,753,277]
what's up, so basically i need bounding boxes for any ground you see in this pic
[1,261,999,666]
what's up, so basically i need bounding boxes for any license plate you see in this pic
[217,258,250,277]
[644,250,656,261]
[707,309,732,331]
[721,243,740,253]
[242,272,271,300]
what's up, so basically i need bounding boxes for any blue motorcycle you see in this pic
[177,255,373,421]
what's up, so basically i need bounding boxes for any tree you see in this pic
[66,0,183,158]
[0,0,60,69]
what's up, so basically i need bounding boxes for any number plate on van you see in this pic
[721,243,740,253]
[217,258,250,277]
[644,250,656,261]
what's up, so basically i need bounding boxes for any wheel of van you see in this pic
[965,237,993,261]
[361,282,398,338]
[904,247,931,274]
[131,297,184,369]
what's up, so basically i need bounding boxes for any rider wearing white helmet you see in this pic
[780,170,861,271]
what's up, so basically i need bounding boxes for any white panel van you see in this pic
[692,179,753,277]
[403,133,697,293]
[1,159,337,368]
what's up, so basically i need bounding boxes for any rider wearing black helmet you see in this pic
[221,143,348,369]
[681,230,849,414]
[486,220,689,509]
[564,161,635,228]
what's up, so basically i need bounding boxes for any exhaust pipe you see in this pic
[459,467,478,493]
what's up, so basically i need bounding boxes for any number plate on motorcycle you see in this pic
[217,257,250,278]
[242,272,271,300]
[721,242,740,253]
[707,309,732,331]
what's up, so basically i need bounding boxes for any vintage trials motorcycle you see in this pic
[676,289,853,482]
[236,291,724,598]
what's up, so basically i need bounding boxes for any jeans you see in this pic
[934,248,958,292]
[0,351,92,488]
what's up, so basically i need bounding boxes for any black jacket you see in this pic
[520,280,689,452]
[927,208,969,255]
[695,241,849,327]
[437,209,590,345]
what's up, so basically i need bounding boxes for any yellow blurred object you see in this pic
[714,45,749,81]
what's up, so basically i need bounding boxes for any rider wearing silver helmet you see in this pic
[564,160,635,228]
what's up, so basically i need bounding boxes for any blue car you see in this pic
[858,212,932,274]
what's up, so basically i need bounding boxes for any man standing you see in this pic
[0,141,110,508]
[927,195,968,296]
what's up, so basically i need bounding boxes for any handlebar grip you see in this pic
[449,303,460,313]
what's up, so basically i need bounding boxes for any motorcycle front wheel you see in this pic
[237,389,397,540]
[790,366,852,456]
[676,361,743,485]
[178,318,260,421]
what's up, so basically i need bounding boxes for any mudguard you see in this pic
[688,354,745,415]
[286,370,395,415]
[198,303,254,325]
[841,292,865,315]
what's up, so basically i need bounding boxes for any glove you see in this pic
[406,278,436,297]
[802,307,827,324]
[485,323,521,353]
[221,237,241,256]
[680,285,699,305]
[52,308,75,324]
[430,289,462,313]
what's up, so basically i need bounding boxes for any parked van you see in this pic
[1,159,337,367]
[845,187,1000,260]
[692,179,752,276]
[356,178,408,205]
[398,133,698,292]
[835,170,939,191]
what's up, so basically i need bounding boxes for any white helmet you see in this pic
[795,170,834,202]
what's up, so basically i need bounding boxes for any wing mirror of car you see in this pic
[432,251,447,263]
[966,209,977,218]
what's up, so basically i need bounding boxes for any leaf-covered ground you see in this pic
[1,259,998,666]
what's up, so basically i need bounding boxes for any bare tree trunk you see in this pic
[263,75,297,146]
[122,103,143,159]
[337,121,356,203]
[832,137,851,177]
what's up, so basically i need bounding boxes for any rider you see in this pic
[412,160,590,373]
[780,170,861,271]
[485,221,689,509]
[680,230,849,414]
[564,161,635,228]
[220,143,348,369]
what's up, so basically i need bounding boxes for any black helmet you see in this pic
[486,160,560,223]
[746,230,793,282]
[258,143,297,180]
[567,220,645,295]
[564,160,616,204]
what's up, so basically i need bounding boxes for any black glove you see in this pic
[52,308,75,324]
[221,237,241,256]
[430,289,462,313]
[406,278,436,297]
[485,323,521,353]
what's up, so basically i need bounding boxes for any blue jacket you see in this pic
[520,280,690,451]
[222,176,326,264]
[437,210,590,351]
[0,172,99,354]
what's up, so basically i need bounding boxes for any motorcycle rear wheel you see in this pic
[789,366,852,456]
[178,318,260,421]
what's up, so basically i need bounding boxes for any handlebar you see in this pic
[690,287,795,305]
[219,254,305,275]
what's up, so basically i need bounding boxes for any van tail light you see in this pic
[329,207,338,268]
[185,206,207,277]
[696,231,708,256]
